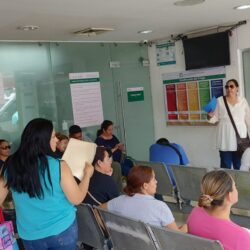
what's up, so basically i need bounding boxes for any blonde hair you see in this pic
[198,170,233,208]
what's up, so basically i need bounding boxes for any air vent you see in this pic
[73,27,114,36]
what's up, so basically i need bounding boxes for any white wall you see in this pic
[148,21,250,169]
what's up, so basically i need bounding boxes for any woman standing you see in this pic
[95,120,124,163]
[187,170,250,250]
[208,79,250,169]
[0,118,93,250]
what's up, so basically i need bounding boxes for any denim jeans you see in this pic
[22,219,78,250]
[219,151,241,170]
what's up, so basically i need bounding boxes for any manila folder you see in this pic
[62,138,97,180]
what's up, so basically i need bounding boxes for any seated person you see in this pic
[0,139,13,208]
[187,170,250,249]
[0,139,11,170]
[100,165,186,231]
[240,147,250,171]
[69,124,92,142]
[95,120,124,163]
[53,132,69,158]
[149,138,189,185]
[83,147,119,206]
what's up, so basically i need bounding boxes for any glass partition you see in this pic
[0,42,154,160]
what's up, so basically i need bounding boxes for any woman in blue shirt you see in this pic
[0,118,94,250]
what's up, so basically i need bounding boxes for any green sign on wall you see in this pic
[127,87,144,102]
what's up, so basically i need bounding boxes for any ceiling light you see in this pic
[174,0,205,6]
[234,5,250,10]
[17,25,40,31]
[138,30,152,34]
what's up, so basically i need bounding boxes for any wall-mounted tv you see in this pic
[182,31,230,70]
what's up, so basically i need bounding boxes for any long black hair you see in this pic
[1,118,54,198]
[96,120,113,137]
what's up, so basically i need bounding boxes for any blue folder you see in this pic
[203,96,217,113]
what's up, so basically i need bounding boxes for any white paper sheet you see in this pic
[62,138,97,180]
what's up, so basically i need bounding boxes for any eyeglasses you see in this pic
[225,85,235,89]
[0,145,11,150]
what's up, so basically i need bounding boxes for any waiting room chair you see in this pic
[223,169,250,210]
[149,224,223,250]
[97,208,158,250]
[76,203,109,250]
[223,169,250,228]
[170,165,207,210]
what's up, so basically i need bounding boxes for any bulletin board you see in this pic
[162,67,226,125]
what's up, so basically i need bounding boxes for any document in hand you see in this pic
[62,138,97,180]
[203,96,217,113]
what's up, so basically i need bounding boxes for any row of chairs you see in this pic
[134,160,250,227]
[77,203,223,250]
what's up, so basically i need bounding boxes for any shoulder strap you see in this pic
[223,96,241,139]
[87,191,102,205]
[165,143,184,165]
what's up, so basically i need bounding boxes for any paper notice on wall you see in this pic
[0,73,5,105]
[69,72,104,127]
[156,42,176,66]
[62,138,97,180]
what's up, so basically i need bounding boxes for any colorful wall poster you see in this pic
[156,42,176,66]
[162,67,226,124]
[176,83,188,120]
[69,72,104,127]
[165,84,177,120]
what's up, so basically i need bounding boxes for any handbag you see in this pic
[223,96,250,155]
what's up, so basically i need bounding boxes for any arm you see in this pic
[0,177,8,206]
[207,98,220,124]
[164,221,180,231]
[60,161,94,205]
[179,223,188,233]
[112,135,123,153]
[99,202,108,209]
[244,99,250,128]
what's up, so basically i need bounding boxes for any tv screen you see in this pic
[183,32,230,70]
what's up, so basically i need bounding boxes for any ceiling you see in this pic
[0,0,250,42]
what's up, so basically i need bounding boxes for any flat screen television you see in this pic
[182,31,230,70]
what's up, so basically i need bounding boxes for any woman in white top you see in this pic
[208,79,250,169]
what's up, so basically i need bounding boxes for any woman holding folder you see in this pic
[208,79,250,169]
[0,118,94,250]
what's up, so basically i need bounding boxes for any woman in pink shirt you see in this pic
[187,170,250,250]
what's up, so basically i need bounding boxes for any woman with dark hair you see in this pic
[187,170,250,249]
[208,79,250,169]
[83,147,119,206]
[100,165,185,231]
[54,132,69,158]
[95,120,124,162]
[0,118,94,250]
[0,139,11,169]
